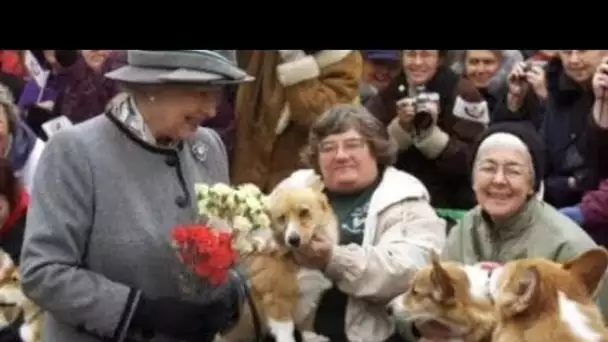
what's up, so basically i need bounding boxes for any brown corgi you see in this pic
[391,251,496,342]
[0,250,43,342]
[220,174,338,342]
[490,248,608,342]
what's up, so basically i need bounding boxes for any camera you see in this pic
[514,62,532,82]
[412,87,439,131]
[395,86,440,132]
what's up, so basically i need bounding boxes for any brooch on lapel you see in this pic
[191,142,208,162]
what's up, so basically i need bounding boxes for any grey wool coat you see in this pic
[19,113,233,342]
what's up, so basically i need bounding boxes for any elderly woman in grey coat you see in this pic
[19,50,252,342]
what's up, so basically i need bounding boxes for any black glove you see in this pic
[0,312,23,342]
[130,292,239,341]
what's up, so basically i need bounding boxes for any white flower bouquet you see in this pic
[194,182,273,255]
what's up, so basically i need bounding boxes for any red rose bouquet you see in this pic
[172,224,237,285]
[170,183,272,286]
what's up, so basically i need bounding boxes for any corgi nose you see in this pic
[287,234,301,248]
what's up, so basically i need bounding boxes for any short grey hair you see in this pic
[301,104,397,172]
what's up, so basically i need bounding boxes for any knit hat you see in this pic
[470,122,546,191]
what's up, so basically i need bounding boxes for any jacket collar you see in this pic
[481,197,539,241]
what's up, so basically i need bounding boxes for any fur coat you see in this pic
[231,50,362,192]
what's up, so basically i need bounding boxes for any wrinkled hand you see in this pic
[278,50,307,63]
[292,234,333,271]
[526,65,548,101]
[593,56,608,101]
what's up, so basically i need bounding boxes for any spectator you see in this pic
[277,104,444,342]
[0,158,28,264]
[460,50,508,114]
[495,50,606,208]
[562,57,608,246]
[231,50,362,192]
[0,84,44,193]
[366,50,488,212]
[19,50,126,139]
[451,50,523,97]
[19,50,250,342]
[359,50,402,105]
[396,122,608,340]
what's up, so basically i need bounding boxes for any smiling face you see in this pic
[136,84,222,141]
[465,50,502,89]
[473,135,535,221]
[317,129,378,193]
[403,50,441,87]
[559,50,606,84]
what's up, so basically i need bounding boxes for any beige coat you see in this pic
[278,167,446,342]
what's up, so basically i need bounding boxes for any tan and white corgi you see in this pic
[220,174,338,342]
[0,249,43,342]
[490,248,608,342]
[391,251,496,342]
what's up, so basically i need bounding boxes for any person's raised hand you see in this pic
[592,56,608,101]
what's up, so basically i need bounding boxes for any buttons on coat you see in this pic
[175,196,188,208]
[165,155,178,167]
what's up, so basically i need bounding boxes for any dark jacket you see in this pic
[493,59,598,208]
[580,121,608,246]
[365,66,486,209]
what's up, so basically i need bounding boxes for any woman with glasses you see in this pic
[273,104,446,342]
[396,121,608,341]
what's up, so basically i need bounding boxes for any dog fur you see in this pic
[0,250,43,342]
[392,251,495,342]
[219,174,338,342]
[490,248,608,342]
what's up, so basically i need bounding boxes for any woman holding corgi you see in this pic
[399,122,608,341]
[274,104,446,342]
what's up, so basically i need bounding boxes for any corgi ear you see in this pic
[307,174,325,193]
[507,266,540,315]
[429,251,455,302]
[563,248,608,297]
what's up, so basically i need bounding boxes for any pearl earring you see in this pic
[149,96,156,102]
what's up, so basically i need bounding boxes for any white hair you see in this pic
[477,133,529,156]
[475,132,534,178]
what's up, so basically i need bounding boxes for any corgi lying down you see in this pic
[219,175,338,342]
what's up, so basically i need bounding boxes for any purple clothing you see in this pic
[56,50,126,123]
[581,179,608,240]
[17,79,60,111]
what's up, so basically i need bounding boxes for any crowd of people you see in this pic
[0,49,605,342]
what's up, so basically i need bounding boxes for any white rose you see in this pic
[233,215,253,233]
[238,183,263,197]
[211,183,233,197]
[253,213,271,229]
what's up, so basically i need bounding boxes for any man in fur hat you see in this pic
[231,50,362,191]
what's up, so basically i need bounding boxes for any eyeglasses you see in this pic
[475,162,530,181]
[318,138,367,156]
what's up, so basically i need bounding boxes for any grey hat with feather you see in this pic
[105,50,253,85]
